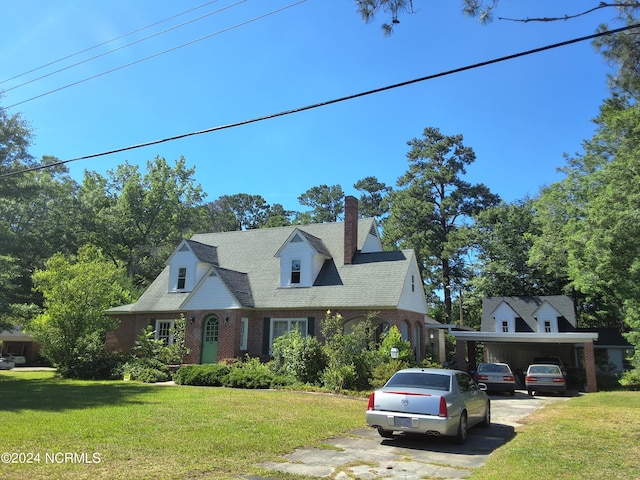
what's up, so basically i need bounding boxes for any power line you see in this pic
[0,0,222,85]
[2,22,638,180]
[3,0,246,94]
[6,1,305,109]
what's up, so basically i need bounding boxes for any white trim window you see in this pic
[155,320,175,345]
[290,260,301,284]
[177,267,187,290]
[240,317,249,350]
[271,318,307,348]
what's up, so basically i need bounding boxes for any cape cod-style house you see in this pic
[106,197,438,363]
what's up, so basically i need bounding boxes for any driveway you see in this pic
[256,391,574,479]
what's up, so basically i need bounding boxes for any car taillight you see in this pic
[477,374,488,381]
[367,392,375,410]
[526,376,537,382]
[504,375,515,381]
[438,396,448,418]
[553,377,565,383]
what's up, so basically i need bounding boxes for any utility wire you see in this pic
[6,1,305,109]
[0,0,222,85]
[2,22,638,179]
[3,0,246,93]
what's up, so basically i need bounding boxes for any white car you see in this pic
[4,354,26,365]
[366,368,490,444]
[0,357,16,370]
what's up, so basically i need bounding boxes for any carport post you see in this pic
[584,340,598,392]
[456,339,466,370]
[467,341,477,373]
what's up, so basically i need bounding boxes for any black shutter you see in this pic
[262,317,271,355]
[307,317,315,336]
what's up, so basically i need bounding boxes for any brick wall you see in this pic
[109,307,428,364]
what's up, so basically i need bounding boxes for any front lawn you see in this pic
[0,371,365,479]
[471,390,640,479]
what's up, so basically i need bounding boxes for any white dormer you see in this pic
[492,301,518,333]
[275,229,330,288]
[166,240,216,292]
[533,301,561,333]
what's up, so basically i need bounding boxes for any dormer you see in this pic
[492,301,518,333]
[166,240,218,293]
[275,229,331,287]
[532,301,561,333]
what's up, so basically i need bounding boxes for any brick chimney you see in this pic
[344,196,358,265]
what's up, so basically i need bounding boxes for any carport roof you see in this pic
[450,331,598,344]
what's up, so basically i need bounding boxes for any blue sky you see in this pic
[1,1,620,212]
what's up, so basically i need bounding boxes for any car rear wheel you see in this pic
[454,412,468,444]
[479,402,491,427]
[377,428,394,439]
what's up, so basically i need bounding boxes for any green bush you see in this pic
[619,368,640,390]
[222,357,276,389]
[271,327,327,384]
[123,357,170,383]
[371,359,410,389]
[58,333,125,380]
[321,363,357,392]
[173,363,231,386]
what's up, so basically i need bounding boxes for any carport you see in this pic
[450,331,599,392]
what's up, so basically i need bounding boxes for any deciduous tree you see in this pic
[28,245,136,378]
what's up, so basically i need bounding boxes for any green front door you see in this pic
[201,316,219,363]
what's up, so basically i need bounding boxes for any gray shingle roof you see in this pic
[185,239,219,265]
[109,219,422,313]
[482,295,576,331]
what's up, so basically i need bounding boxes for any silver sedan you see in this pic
[366,368,490,444]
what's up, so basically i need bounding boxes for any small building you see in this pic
[450,296,600,392]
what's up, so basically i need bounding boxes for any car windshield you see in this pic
[529,365,561,374]
[385,372,450,391]
[478,364,510,373]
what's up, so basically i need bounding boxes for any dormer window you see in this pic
[177,267,187,290]
[502,321,509,333]
[291,260,301,284]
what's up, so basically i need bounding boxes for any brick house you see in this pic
[106,197,437,363]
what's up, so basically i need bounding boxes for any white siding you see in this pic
[278,241,316,287]
[182,274,240,310]
[397,261,428,314]
[534,302,560,333]
[493,302,517,333]
[361,232,383,253]
[168,250,198,291]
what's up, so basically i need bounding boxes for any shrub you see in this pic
[271,327,327,384]
[58,333,125,380]
[222,356,278,389]
[321,311,377,391]
[173,363,231,386]
[321,364,357,392]
[619,368,640,390]
[122,357,170,383]
[371,359,410,389]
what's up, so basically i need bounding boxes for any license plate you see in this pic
[394,416,412,428]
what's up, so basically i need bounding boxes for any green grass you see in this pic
[0,371,366,479]
[2,372,639,480]
[471,391,640,479]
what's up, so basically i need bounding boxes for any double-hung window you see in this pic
[271,318,307,350]
[290,260,301,284]
[177,267,187,290]
[155,320,175,345]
